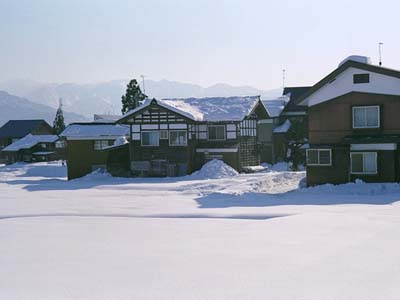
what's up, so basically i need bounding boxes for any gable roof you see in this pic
[0,119,51,139]
[118,96,262,123]
[60,123,129,139]
[2,134,58,152]
[282,86,312,112]
[261,96,289,118]
[298,59,400,106]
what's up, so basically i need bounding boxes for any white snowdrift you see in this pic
[191,159,238,179]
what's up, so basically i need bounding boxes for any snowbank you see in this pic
[191,159,239,179]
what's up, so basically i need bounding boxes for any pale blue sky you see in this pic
[1,0,399,89]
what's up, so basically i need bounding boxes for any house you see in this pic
[1,134,60,164]
[60,122,129,180]
[116,96,271,176]
[298,55,400,185]
[0,119,53,150]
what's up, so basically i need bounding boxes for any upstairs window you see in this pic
[352,106,380,129]
[351,152,377,174]
[208,125,225,141]
[160,130,168,140]
[353,73,370,84]
[169,130,187,146]
[141,131,159,146]
[306,149,332,166]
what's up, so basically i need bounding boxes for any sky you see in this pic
[0,0,399,90]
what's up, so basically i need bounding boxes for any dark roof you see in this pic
[0,119,51,138]
[297,60,400,105]
[282,86,312,112]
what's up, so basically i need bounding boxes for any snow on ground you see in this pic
[1,162,400,300]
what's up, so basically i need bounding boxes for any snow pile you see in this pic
[113,136,128,146]
[273,119,291,133]
[192,159,239,179]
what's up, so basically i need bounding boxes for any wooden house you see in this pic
[60,123,129,180]
[0,119,53,162]
[116,96,271,176]
[298,55,400,185]
[1,134,60,164]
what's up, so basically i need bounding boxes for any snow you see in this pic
[261,95,289,117]
[190,159,239,179]
[121,96,261,122]
[60,123,129,138]
[32,151,55,155]
[1,162,400,300]
[2,134,58,152]
[102,136,129,150]
[273,119,292,133]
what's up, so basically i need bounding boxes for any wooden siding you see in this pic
[309,92,400,144]
[66,140,110,180]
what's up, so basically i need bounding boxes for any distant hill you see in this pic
[0,91,88,127]
[0,79,282,118]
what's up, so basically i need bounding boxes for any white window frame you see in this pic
[207,125,226,141]
[306,149,332,166]
[350,152,378,175]
[141,131,159,147]
[169,130,187,146]
[160,130,169,140]
[352,106,380,129]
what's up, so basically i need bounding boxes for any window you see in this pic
[169,130,187,146]
[141,131,159,146]
[306,149,332,166]
[208,125,225,140]
[352,106,380,128]
[55,141,66,148]
[351,152,377,174]
[160,130,168,139]
[353,73,370,84]
[94,140,112,150]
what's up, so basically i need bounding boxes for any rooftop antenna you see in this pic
[140,75,146,95]
[282,69,286,89]
[379,42,384,66]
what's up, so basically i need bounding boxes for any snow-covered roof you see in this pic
[119,96,261,122]
[262,96,289,118]
[273,119,292,133]
[2,134,58,152]
[60,124,129,138]
[93,114,123,123]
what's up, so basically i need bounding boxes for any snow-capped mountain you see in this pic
[0,79,281,118]
[0,91,87,127]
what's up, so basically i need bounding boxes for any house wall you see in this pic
[309,92,400,144]
[66,140,109,180]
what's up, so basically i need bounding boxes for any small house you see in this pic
[1,134,60,164]
[60,122,129,179]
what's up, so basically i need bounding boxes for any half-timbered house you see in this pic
[117,96,270,176]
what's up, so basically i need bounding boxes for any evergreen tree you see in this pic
[121,79,147,114]
[53,98,66,135]
[285,117,308,171]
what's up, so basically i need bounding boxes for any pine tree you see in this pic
[53,98,66,135]
[121,79,147,114]
[285,117,308,171]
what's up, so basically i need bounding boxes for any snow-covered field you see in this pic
[1,161,400,300]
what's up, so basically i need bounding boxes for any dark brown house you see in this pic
[1,134,60,164]
[60,123,129,179]
[298,55,400,185]
[117,96,271,176]
[0,119,53,162]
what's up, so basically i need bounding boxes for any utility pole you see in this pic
[379,42,384,66]
[140,75,146,94]
[282,69,286,89]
